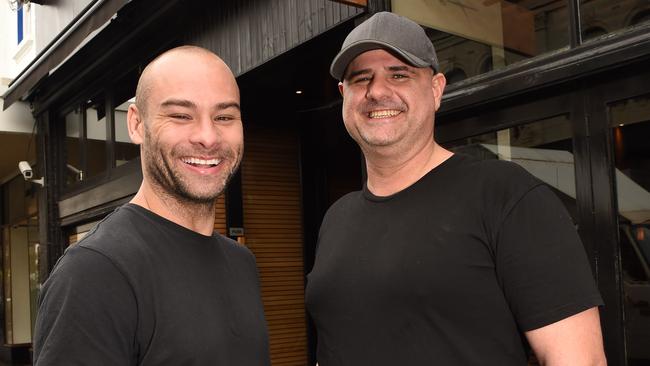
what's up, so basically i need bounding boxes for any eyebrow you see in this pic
[217,101,241,111]
[160,98,196,109]
[346,68,372,80]
[387,65,412,73]
[159,99,240,111]
[345,65,415,80]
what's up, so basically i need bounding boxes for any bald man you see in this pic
[33,46,271,366]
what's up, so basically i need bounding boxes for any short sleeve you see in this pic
[494,184,603,332]
[34,246,138,366]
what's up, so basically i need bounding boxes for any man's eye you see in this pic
[352,76,371,84]
[392,74,407,79]
[215,115,235,122]
[170,114,191,120]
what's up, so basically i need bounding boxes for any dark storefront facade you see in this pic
[1,0,649,365]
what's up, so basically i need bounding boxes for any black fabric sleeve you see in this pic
[33,246,138,366]
[494,184,603,332]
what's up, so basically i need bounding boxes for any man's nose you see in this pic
[366,77,393,100]
[189,116,220,149]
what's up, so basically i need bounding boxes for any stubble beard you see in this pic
[142,125,242,207]
[347,99,408,148]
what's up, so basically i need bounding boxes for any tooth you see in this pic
[369,110,400,118]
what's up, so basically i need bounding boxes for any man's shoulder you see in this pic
[450,154,543,193]
[454,153,536,180]
[326,190,364,215]
[216,233,257,262]
[45,241,131,298]
[76,204,151,253]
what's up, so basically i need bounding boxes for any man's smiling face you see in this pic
[134,50,243,204]
[339,49,444,155]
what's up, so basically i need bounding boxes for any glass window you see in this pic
[84,94,108,179]
[113,70,140,167]
[2,217,39,344]
[113,97,140,166]
[608,94,650,365]
[392,0,570,84]
[64,108,83,186]
[27,216,39,334]
[581,0,650,42]
[3,226,12,343]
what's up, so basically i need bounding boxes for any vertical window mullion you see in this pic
[80,104,88,181]
[105,91,116,173]
[568,0,582,48]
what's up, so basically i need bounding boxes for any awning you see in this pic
[2,0,130,110]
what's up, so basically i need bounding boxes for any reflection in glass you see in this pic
[581,0,650,43]
[64,108,83,186]
[392,0,570,84]
[2,220,38,344]
[85,95,108,179]
[27,216,39,335]
[609,94,650,365]
[112,69,140,167]
[114,97,140,166]
[3,227,12,343]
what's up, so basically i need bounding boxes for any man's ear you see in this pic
[338,81,344,97]
[431,73,447,112]
[127,104,145,145]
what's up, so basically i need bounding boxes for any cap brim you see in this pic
[330,40,431,80]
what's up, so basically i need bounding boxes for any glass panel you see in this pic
[3,226,12,344]
[64,108,83,186]
[113,69,140,167]
[608,94,650,365]
[392,0,570,84]
[581,0,650,42]
[114,97,140,166]
[7,222,32,344]
[85,95,108,179]
[27,216,39,335]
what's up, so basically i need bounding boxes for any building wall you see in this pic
[183,0,363,76]
[33,0,94,51]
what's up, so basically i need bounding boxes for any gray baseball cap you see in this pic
[330,11,439,80]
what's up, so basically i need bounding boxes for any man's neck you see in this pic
[130,182,216,236]
[364,141,453,197]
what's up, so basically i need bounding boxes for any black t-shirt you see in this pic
[306,154,603,365]
[34,204,270,366]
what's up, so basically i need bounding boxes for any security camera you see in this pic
[18,161,44,187]
[18,161,33,180]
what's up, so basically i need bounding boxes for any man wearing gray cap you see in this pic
[305,12,606,365]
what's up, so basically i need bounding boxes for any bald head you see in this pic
[134,46,236,118]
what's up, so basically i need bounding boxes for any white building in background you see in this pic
[1,0,96,182]
[0,1,92,362]
[0,1,36,163]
